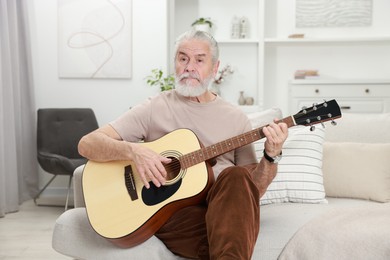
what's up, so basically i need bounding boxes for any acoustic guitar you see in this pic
[82,99,341,248]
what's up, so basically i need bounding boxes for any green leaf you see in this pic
[145,68,175,91]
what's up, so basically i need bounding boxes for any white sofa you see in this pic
[52,111,390,260]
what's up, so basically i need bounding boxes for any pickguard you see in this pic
[142,180,182,206]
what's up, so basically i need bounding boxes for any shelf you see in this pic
[289,79,390,85]
[264,36,390,44]
[217,39,259,44]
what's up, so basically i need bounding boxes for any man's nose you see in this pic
[185,60,196,72]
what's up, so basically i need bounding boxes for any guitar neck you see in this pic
[180,116,296,169]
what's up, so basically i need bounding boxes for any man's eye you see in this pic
[197,59,204,63]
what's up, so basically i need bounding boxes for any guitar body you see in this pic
[82,128,214,248]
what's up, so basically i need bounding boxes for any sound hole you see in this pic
[164,157,181,182]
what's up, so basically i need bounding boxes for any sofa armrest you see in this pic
[73,165,86,208]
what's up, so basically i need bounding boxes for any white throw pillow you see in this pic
[255,126,327,205]
[247,107,283,128]
[323,142,390,202]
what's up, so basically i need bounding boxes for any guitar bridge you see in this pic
[124,165,138,201]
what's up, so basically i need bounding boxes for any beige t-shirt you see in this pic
[110,90,257,178]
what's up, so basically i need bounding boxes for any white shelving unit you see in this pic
[261,0,390,114]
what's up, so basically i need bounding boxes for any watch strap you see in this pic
[263,149,282,163]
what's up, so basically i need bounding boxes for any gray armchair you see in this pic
[35,108,98,210]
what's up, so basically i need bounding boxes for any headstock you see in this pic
[293,99,342,130]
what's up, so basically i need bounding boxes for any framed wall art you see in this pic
[296,0,372,28]
[58,0,132,78]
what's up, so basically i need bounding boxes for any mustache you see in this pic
[177,72,200,81]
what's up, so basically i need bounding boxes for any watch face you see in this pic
[273,155,282,163]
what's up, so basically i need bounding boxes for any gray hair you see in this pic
[174,30,219,65]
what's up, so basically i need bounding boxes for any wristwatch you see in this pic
[263,149,282,164]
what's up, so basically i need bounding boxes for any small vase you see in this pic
[245,97,254,105]
[231,16,240,39]
[239,16,249,39]
[238,91,245,105]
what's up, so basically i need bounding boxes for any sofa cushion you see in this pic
[278,203,390,260]
[255,126,327,205]
[323,142,390,202]
[324,113,390,143]
[52,208,185,260]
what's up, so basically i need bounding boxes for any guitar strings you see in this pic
[162,128,264,179]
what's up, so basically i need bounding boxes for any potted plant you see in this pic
[191,17,213,34]
[145,69,175,92]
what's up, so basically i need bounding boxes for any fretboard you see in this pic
[179,116,295,169]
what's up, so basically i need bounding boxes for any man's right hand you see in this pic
[130,143,172,189]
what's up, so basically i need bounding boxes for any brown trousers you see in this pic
[155,165,260,259]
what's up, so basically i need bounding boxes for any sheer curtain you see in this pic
[0,0,38,217]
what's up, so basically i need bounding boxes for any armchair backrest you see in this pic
[37,108,99,159]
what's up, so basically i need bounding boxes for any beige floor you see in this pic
[0,200,71,260]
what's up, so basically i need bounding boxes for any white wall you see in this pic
[29,0,168,126]
[27,0,169,199]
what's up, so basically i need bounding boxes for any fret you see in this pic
[223,139,233,151]
[198,151,204,161]
[204,147,211,160]
[232,137,240,148]
[209,145,218,157]
[179,154,188,169]
[190,154,197,163]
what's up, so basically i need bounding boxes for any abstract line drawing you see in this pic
[58,0,132,78]
[296,0,372,28]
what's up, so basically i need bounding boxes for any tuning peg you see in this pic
[331,120,337,126]
[323,100,328,107]
[312,103,318,110]
[301,106,307,114]
[310,125,316,131]
[321,122,325,128]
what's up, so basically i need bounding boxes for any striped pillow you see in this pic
[255,126,327,205]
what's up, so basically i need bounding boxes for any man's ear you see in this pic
[213,60,220,77]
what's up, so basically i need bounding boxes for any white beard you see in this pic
[175,72,213,97]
